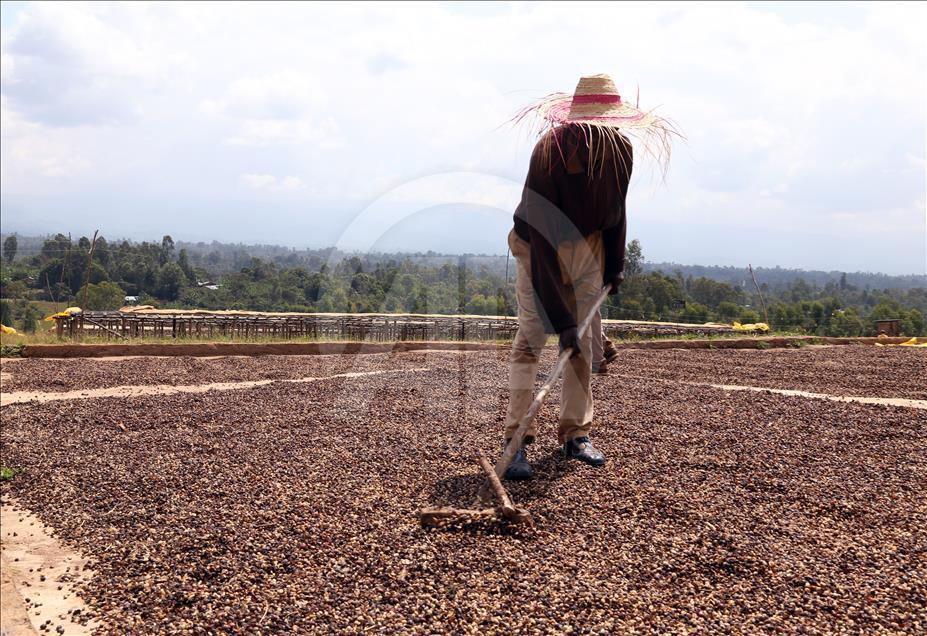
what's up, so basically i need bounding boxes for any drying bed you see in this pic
[2,346,925,634]
[3,346,924,401]
[0,351,493,394]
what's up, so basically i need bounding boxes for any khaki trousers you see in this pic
[504,229,602,444]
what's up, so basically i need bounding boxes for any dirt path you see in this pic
[0,368,430,406]
[702,382,927,409]
[611,374,927,410]
[1,558,37,636]
[1,497,97,636]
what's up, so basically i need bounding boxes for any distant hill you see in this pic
[643,263,926,292]
[3,233,925,292]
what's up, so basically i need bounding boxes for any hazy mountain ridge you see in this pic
[642,262,926,291]
[3,233,924,291]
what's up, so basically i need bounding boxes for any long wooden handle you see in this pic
[478,455,514,512]
[480,285,611,496]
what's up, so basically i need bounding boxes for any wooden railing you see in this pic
[53,310,736,342]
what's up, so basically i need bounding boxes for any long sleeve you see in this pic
[602,214,626,283]
[603,143,633,284]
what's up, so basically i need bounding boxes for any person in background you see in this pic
[591,310,619,374]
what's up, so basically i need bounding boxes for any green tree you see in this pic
[645,273,681,315]
[625,239,644,277]
[870,300,902,321]
[3,235,17,264]
[37,259,67,293]
[739,309,762,324]
[21,306,39,333]
[177,249,197,284]
[40,234,72,262]
[3,280,27,298]
[716,301,740,321]
[157,263,185,301]
[84,281,126,310]
[94,237,111,267]
[160,235,175,266]
[689,277,739,308]
[901,308,924,336]
[0,300,12,326]
[825,308,864,337]
[679,302,710,323]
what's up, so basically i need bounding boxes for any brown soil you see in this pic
[1,497,98,635]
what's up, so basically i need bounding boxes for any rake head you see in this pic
[418,455,534,528]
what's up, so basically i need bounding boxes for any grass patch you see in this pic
[613,328,807,344]
[0,466,20,481]
[756,341,772,350]
[0,343,25,357]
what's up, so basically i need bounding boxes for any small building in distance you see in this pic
[876,319,901,337]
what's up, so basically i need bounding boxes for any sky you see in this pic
[1,1,925,274]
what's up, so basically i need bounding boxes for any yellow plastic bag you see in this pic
[732,321,770,332]
[0,323,17,335]
[43,306,82,321]
[875,337,926,348]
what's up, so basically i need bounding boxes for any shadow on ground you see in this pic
[426,448,587,508]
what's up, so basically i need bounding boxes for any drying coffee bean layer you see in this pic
[2,349,925,634]
[0,351,484,393]
[2,346,922,401]
[611,346,927,399]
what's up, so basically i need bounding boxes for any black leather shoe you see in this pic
[563,436,606,467]
[502,441,534,481]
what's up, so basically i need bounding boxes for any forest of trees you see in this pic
[1,232,924,337]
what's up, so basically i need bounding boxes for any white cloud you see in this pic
[0,1,924,272]
[215,71,327,120]
[224,117,342,148]
[240,174,277,189]
[240,174,305,191]
[279,176,304,191]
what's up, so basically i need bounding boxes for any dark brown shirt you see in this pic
[513,125,633,333]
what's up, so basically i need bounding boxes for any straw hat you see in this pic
[540,74,657,128]
[513,73,680,175]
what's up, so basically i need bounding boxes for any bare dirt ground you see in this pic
[1,499,97,636]
[1,346,925,634]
